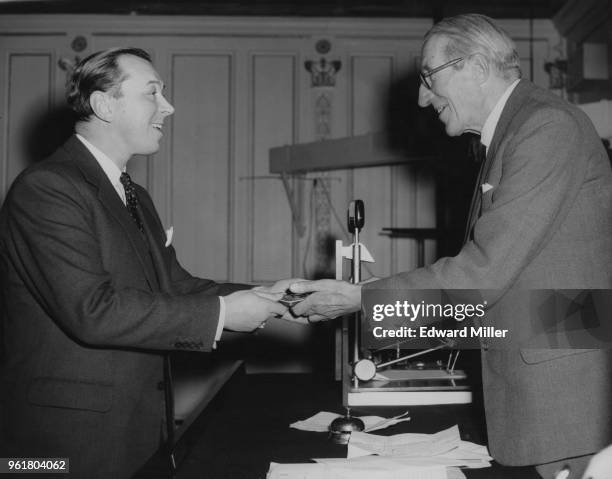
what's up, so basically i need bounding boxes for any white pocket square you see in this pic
[481,183,494,193]
[164,226,174,247]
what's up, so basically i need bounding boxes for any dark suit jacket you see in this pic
[364,80,612,465]
[0,135,247,478]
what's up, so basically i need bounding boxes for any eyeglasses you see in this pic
[419,57,464,90]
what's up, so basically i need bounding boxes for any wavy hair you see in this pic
[425,14,521,81]
[66,47,152,122]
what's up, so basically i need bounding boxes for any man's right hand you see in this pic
[223,290,286,332]
[287,279,362,322]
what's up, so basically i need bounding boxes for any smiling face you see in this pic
[109,54,174,159]
[418,35,485,137]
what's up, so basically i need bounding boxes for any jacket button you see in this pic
[157,381,165,390]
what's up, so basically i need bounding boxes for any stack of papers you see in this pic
[268,424,491,479]
[290,411,411,433]
[346,425,492,468]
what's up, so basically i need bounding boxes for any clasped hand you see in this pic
[224,278,364,330]
[223,278,305,332]
[223,289,286,332]
[283,279,362,324]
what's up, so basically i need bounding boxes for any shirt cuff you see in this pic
[213,296,226,350]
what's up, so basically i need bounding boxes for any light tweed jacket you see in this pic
[364,80,612,466]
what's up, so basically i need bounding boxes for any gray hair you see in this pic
[424,13,521,81]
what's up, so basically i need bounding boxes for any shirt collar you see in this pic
[480,79,520,150]
[76,133,124,186]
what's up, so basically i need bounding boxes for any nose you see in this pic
[159,93,175,116]
[418,84,434,108]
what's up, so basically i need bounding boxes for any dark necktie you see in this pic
[477,142,487,163]
[469,137,487,163]
[463,139,488,244]
[119,172,145,234]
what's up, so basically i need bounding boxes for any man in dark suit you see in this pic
[288,14,612,479]
[0,47,288,478]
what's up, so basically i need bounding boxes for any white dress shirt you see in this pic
[480,79,520,151]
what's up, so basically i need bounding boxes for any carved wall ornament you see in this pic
[304,58,342,88]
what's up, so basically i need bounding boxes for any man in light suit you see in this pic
[0,48,289,478]
[288,14,612,478]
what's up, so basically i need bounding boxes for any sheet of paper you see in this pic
[290,411,410,433]
[316,456,470,473]
[290,411,340,432]
[346,425,492,470]
[365,411,411,432]
[348,425,461,458]
[353,455,490,469]
[267,461,451,479]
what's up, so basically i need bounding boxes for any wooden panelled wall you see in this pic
[0,15,561,370]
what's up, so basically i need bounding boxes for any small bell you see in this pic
[328,408,365,445]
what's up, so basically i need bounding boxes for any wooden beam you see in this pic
[269,132,434,174]
[0,0,563,17]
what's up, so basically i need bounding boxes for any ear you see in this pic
[89,90,114,123]
[470,53,490,85]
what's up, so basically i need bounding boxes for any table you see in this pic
[138,371,541,479]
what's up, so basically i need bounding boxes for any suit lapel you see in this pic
[64,136,160,290]
[464,80,533,242]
